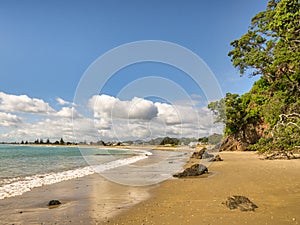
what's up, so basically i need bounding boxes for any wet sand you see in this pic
[1,151,299,225]
[0,173,152,225]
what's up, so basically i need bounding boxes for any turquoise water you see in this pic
[0,144,148,199]
[0,144,190,199]
[0,144,134,181]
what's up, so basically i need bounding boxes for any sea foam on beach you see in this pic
[0,149,151,200]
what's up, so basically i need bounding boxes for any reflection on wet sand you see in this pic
[0,174,151,224]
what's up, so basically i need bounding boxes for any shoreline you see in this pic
[0,147,190,224]
[1,142,194,151]
[1,151,299,224]
[0,173,154,224]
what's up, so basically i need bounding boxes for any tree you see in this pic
[228,0,300,89]
[160,137,179,146]
[208,98,226,124]
[211,0,300,152]
[60,138,65,145]
[198,137,208,144]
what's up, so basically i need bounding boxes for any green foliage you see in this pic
[210,0,300,152]
[60,138,65,145]
[247,137,274,152]
[160,137,179,146]
[209,92,261,136]
[198,137,208,143]
[208,99,226,124]
[198,134,223,145]
[228,0,300,87]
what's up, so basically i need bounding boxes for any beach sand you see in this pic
[0,173,152,225]
[108,151,300,225]
[1,151,299,224]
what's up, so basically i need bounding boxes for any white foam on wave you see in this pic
[0,151,150,200]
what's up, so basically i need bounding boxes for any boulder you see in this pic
[202,151,214,159]
[191,148,206,159]
[48,200,62,206]
[219,136,247,151]
[173,164,208,178]
[212,154,223,161]
[223,196,258,211]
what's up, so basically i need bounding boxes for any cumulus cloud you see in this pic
[55,107,82,119]
[0,117,99,143]
[0,112,22,127]
[0,92,222,142]
[85,94,220,141]
[94,118,111,130]
[89,95,158,120]
[56,97,75,106]
[155,102,180,125]
[0,92,55,114]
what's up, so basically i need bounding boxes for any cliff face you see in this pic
[219,122,270,151]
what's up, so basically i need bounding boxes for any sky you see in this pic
[0,0,269,142]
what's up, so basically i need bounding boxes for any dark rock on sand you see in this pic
[202,151,214,159]
[191,148,206,159]
[210,142,222,151]
[212,154,223,161]
[173,164,208,178]
[223,196,258,211]
[48,200,62,206]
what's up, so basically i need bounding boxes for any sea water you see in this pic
[0,144,150,199]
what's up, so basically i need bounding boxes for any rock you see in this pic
[210,142,222,151]
[48,200,62,206]
[173,164,208,178]
[191,148,206,159]
[197,164,208,174]
[219,136,248,151]
[263,151,298,160]
[202,151,214,159]
[212,154,223,161]
[223,196,258,211]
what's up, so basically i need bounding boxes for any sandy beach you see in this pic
[109,151,300,225]
[1,151,299,225]
[0,173,152,225]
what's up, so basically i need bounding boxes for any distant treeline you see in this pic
[1,134,223,146]
[1,138,76,145]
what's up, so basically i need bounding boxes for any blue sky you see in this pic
[0,0,269,142]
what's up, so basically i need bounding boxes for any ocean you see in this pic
[0,144,151,200]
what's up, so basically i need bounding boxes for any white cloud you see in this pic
[0,112,22,127]
[155,102,180,125]
[0,92,55,114]
[0,117,99,142]
[94,118,111,130]
[86,95,220,141]
[56,97,75,106]
[89,95,158,120]
[0,92,222,142]
[155,102,203,125]
[55,107,82,119]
